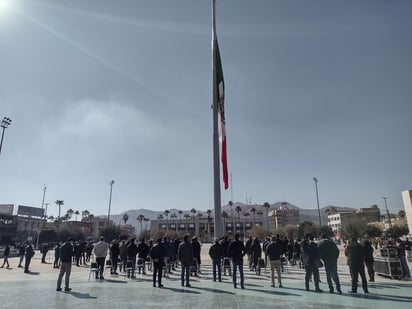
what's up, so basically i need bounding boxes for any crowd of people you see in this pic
[1,234,411,294]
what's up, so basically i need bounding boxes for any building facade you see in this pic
[401,190,412,235]
[268,204,300,230]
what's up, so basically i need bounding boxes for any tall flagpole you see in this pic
[212,0,223,238]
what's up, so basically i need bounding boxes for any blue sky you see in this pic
[0,0,411,219]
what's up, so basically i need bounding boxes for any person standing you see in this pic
[228,233,246,289]
[192,236,201,274]
[53,243,61,269]
[17,243,26,268]
[345,237,369,294]
[126,238,138,278]
[209,238,223,282]
[318,235,342,294]
[110,240,120,275]
[56,238,74,292]
[178,234,193,287]
[93,236,109,280]
[250,237,262,272]
[24,242,35,273]
[41,243,49,263]
[266,236,283,288]
[363,239,375,282]
[301,235,322,292]
[1,245,10,268]
[150,238,164,287]
[397,239,411,280]
[405,237,412,262]
[245,236,253,269]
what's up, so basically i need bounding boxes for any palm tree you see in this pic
[81,210,90,220]
[55,200,64,224]
[66,208,74,220]
[398,210,406,221]
[122,213,129,225]
[190,208,197,224]
[206,209,212,235]
[164,210,170,232]
[171,212,177,231]
[263,202,271,230]
[235,205,242,223]
[184,213,190,232]
[178,210,183,225]
[222,211,229,234]
[228,201,234,230]
[144,217,150,230]
[256,209,263,226]
[250,207,256,227]
[74,210,80,221]
[137,214,145,234]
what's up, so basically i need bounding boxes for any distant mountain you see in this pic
[106,203,358,231]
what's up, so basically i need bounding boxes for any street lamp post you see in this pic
[0,117,12,156]
[313,177,322,226]
[41,185,47,209]
[107,180,115,228]
[382,197,392,228]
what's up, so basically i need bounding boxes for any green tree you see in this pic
[364,224,383,238]
[385,224,409,239]
[298,221,318,238]
[339,219,367,240]
[318,225,335,238]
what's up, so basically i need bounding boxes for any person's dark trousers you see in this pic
[305,265,320,290]
[111,256,118,274]
[95,257,105,279]
[41,252,47,263]
[349,265,368,292]
[364,260,374,281]
[324,261,341,292]
[181,265,190,286]
[232,259,244,288]
[212,258,222,281]
[24,257,32,273]
[153,261,163,286]
[128,257,136,277]
[53,258,60,268]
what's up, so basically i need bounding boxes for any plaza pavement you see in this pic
[0,244,411,309]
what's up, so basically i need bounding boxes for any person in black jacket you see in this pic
[318,235,341,294]
[56,237,74,292]
[1,245,10,268]
[301,235,322,292]
[209,238,223,282]
[24,243,34,274]
[110,240,120,275]
[150,238,164,287]
[345,237,369,294]
[228,233,246,289]
[266,236,283,287]
[362,239,375,282]
[127,238,138,278]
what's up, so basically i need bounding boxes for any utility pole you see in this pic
[313,177,322,226]
[107,180,115,228]
[0,117,12,156]
[382,197,392,228]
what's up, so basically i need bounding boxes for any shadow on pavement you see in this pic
[25,272,40,275]
[161,287,201,294]
[247,287,301,297]
[69,291,98,299]
[345,292,412,303]
[190,286,235,295]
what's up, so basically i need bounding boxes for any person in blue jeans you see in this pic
[228,233,246,289]
[209,238,223,281]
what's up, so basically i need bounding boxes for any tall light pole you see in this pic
[313,177,322,226]
[0,117,12,156]
[382,197,392,228]
[107,180,115,228]
[41,185,47,209]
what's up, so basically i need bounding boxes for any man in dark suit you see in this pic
[345,237,369,294]
[56,237,74,292]
[318,235,341,294]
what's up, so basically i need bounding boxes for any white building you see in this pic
[401,190,412,235]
